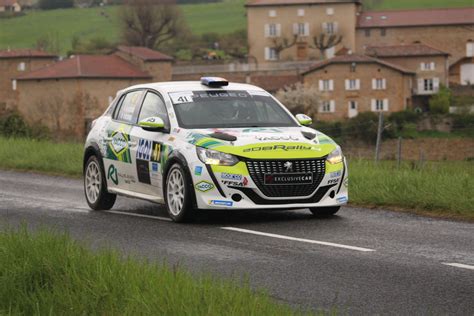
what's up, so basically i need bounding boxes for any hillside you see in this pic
[0,0,471,55]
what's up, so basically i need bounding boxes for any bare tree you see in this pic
[270,35,298,57]
[275,82,321,118]
[120,0,187,49]
[310,33,343,59]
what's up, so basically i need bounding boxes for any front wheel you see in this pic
[165,163,195,222]
[309,206,340,217]
[84,155,116,210]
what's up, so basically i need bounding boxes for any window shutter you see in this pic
[329,80,334,91]
[293,23,299,35]
[356,79,360,90]
[433,77,440,90]
[276,24,281,36]
[467,43,474,57]
[319,80,324,91]
[383,99,389,111]
[334,22,339,33]
[382,78,387,90]
[420,63,425,71]
[345,79,349,90]
[371,99,376,111]
[12,79,17,91]
[304,23,310,36]
[372,79,376,90]
[330,100,336,112]
[264,47,270,61]
[264,24,270,37]
[418,79,424,92]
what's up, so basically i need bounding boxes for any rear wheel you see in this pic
[165,163,194,222]
[309,206,340,217]
[84,155,116,210]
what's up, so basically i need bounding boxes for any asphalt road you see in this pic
[1,170,473,315]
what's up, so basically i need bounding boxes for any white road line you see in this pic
[105,210,172,222]
[442,263,474,271]
[221,227,375,252]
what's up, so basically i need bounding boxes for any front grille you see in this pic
[246,159,326,197]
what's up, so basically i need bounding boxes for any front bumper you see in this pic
[191,157,348,210]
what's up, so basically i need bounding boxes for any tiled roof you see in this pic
[301,54,415,76]
[357,7,474,28]
[0,0,17,6]
[117,46,174,62]
[16,55,152,80]
[0,49,56,59]
[246,0,360,6]
[366,44,450,58]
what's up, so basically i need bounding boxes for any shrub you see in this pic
[0,113,30,138]
[342,112,380,144]
[429,85,451,114]
[39,0,74,9]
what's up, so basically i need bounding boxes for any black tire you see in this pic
[84,155,116,210]
[309,206,340,217]
[164,163,195,223]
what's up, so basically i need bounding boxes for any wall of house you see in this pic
[16,77,148,139]
[247,2,359,65]
[115,51,172,82]
[356,25,474,65]
[0,57,56,113]
[303,62,412,120]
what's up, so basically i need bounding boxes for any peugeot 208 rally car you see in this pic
[83,77,348,222]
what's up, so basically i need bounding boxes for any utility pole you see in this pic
[375,111,383,162]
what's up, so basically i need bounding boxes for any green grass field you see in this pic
[0,137,472,219]
[0,0,471,54]
[0,226,301,315]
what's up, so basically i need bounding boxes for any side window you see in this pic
[114,90,143,123]
[138,92,170,128]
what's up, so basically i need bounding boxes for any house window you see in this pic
[345,79,360,91]
[373,78,386,90]
[424,79,434,91]
[381,28,386,36]
[320,100,335,113]
[349,101,357,110]
[12,80,17,91]
[265,23,280,37]
[265,47,279,61]
[323,22,336,34]
[372,99,389,112]
[17,62,26,71]
[269,10,276,17]
[421,62,435,71]
[326,8,334,15]
[319,79,334,91]
[294,22,309,36]
[467,41,474,57]
[365,29,370,37]
[298,9,305,16]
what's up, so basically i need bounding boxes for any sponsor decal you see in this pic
[137,139,152,161]
[136,159,151,184]
[284,161,293,172]
[221,173,242,181]
[330,171,342,178]
[327,179,339,185]
[209,200,233,207]
[111,132,127,155]
[195,166,203,176]
[242,128,282,133]
[337,196,348,203]
[243,144,321,152]
[152,162,159,173]
[168,136,176,142]
[344,178,349,188]
[150,162,161,187]
[106,129,132,163]
[222,177,249,187]
[195,181,214,192]
[265,173,313,185]
[151,142,161,163]
[118,172,136,185]
[255,136,300,141]
[107,164,118,185]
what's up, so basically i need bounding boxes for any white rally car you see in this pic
[83,77,348,222]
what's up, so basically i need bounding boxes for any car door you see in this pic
[103,89,144,193]
[128,90,171,198]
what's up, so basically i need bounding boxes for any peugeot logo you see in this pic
[284,161,293,172]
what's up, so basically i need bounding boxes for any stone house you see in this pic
[0,49,57,114]
[0,0,21,12]
[15,55,152,138]
[449,57,474,86]
[301,54,414,121]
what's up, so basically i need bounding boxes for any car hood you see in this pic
[182,127,338,159]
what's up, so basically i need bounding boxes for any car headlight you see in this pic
[196,147,239,166]
[327,148,343,164]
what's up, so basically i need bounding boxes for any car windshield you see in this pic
[169,90,298,129]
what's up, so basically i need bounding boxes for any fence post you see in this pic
[375,111,384,162]
[397,137,402,168]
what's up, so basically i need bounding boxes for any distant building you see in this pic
[0,49,56,114]
[301,54,415,120]
[0,0,21,12]
[15,55,152,138]
[449,57,474,86]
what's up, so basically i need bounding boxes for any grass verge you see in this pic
[0,226,303,315]
[0,137,472,220]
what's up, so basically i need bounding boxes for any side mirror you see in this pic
[138,116,165,132]
[296,114,313,126]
